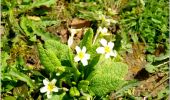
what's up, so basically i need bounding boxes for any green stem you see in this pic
[92,30,100,45]
[68,49,81,81]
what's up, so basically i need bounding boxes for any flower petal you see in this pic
[102,27,108,34]
[47,91,51,95]
[75,46,81,53]
[108,42,114,49]
[82,46,86,53]
[84,54,90,60]
[74,55,80,62]
[96,47,105,54]
[47,93,52,99]
[40,86,47,93]
[110,50,117,57]
[68,36,74,47]
[43,78,49,86]
[51,79,57,84]
[53,87,59,92]
[105,53,111,58]
[81,59,88,66]
[70,28,77,35]
[100,39,107,46]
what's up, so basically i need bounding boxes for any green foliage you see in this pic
[78,80,89,92]
[156,86,169,100]
[80,28,94,49]
[69,2,104,20]
[3,96,16,100]
[1,51,9,72]
[87,57,128,96]
[69,87,80,97]
[37,43,61,72]
[18,0,57,13]
[13,84,29,97]
[1,0,169,99]
[41,40,81,80]
[120,0,169,53]
[9,69,34,88]
[113,80,139,99]
[20,16,59,41]
[49,93,70,100]
[145,49,169,73]
[44,40,73,64]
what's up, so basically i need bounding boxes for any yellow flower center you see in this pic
[78,52,85,59]
[47,83,55,92]
[104,46,111,53]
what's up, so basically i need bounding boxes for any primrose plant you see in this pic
[37,28,128,99]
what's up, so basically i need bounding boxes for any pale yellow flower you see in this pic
[96,38,117,58]
[40,79,59,98]
[74,46,90,66]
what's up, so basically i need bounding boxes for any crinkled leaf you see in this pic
[9,69,34,88]
[44,40,80,80]
[87,58,128,96]
[37,43,61,72]
[44,40,73,66]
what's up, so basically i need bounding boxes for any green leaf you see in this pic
[87,57,128,96]
[37,43,61,72]
[9,69,34,88]
[20,16,59,41]
[154,50,170,61]
[145,63,156,73]
[151,18,161,24]
[131,33,138,44]
[44,40,80,80]
[4,96,16,100]
[79,28,94,49]
[19,0,57,12]
[114,80,139,98]
[40,20,61,29]
[44,40,73,66]
[20,16,32,36]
